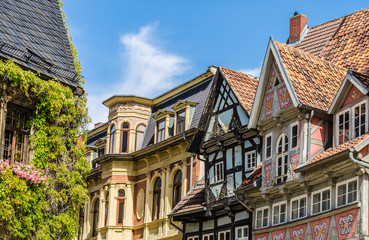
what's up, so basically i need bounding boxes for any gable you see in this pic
[342,85,365,108]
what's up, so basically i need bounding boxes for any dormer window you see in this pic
[176,109,186,134]
[336,100,367,145]
[157,119,165,142]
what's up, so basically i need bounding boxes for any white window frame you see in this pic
[290,121,299,150]
[215,162,224,182]
[202,233,213,240]
[336,108,350,145]
[311,187,331,215]
[188,236,199,240]
[245,150,256,170]
[336,177,359,207]
[218,230,231,240]
[255,206,269,229]
[352,100,367,138]
[275,134,289,184]
[235,225,249,240]
[272,202,287,225]
[264,133,272,160]
[290,195,307,220]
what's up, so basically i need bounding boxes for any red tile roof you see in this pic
[238,163,262,189]
[307,132,369,165]
[294,17,343,56]
[275,41,347,111]
[352,71,369,89]
[220,67,259,113]
[170,179,205,216]
[294,8,369,75]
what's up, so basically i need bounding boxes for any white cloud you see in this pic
[117,23,189,96]
[86,23,189,130]
[238,66,261,78]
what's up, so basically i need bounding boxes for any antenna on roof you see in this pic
[294,11,299,16]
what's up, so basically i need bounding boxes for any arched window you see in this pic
[276,134,289,184]
[109,125,116,153]
[104,192,109,226]
[121,123,129,153]
[152,178,161,220]
[92,199,99,237]
[135,124,146,151]
[172,170,182,208]
[117,189,125,225]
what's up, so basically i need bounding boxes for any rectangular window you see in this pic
[188,236,199,240]
[176,109,186,134]
[265,134,272,159]
[245,150,256,170]
[215,162,224,182]
[256,207,269,228]
[291,196,306,220]
[338,110,350,144]
[273,203,286,225]
[157,119,166,142]
[312,188,331,214]
[203,234,214,240]
[235,226,248,240]
[354,102,366,138]
[3,105,29,163]
[218,230,230,240]
[337,179,358,207]
[290,122,298,149]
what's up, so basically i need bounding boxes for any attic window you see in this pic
[274,76,280,86]
[157,119,165,142]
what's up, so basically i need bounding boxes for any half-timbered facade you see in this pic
[170,67,259,240]
[236,9,369,240]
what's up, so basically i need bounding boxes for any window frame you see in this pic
[104,192,109,226]
[290,195,307,220]
[272,201,287,225]
[176,109,186,134]
[311,187,331,215]
[172,170,182,208]
[120,122,130,153]
[187,236,199,240]
[116,189,125,225]
[275,134,289,184]
[202,233,214,240]
[264,133,272,160]
[152,178,162,220]
[255,206,269,229]
[109,124,116,153]
[336,177,359,207]
[135,124,146,151]
[218,230,231,240]
[156,118,166,143]
[235,225,249,240]
[336,108,350,145]
[245,150,256,170]
[214,161,224,183]
[290,121,299,150]
[92,199,99,237]
[352,100,367,138]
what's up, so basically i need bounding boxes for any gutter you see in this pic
[349,148,369,168]
[168,215,183,232]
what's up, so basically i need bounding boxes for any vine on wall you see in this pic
[0,1,90,239]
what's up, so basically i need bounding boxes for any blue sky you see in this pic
[63,0,367,129]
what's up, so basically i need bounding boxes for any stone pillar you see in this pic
[107,184,116,226]
[82,201,89,239]
[97,188,105,240]
[144,172,150,240]
[163,165,170,237]
[182,159,188,193]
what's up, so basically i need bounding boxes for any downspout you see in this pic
[183,132,194,189]
[349,148,369,168]
[168,215,183,232]
[307,110,314,162]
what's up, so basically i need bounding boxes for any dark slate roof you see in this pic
[170,179,205,216]
[141,77,214,148]
[0,0,79,87]
[87,130,107,146]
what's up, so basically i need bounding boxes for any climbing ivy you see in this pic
[0,1,90,239]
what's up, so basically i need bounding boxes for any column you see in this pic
[82,201,89,239]
[97,188,105,240]
[163,165,170,237]
[107,184,116,226]
[144,172,150,240]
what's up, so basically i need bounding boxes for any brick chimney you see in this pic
[94,122,103,128]
[289,12,307,43]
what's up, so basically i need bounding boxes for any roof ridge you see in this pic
[275,41,347,73]
[219,66,259,80]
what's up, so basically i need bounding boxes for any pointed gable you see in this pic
[275,41,347,111]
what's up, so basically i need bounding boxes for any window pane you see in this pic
[121,130,128,153]
[117,199,124,223]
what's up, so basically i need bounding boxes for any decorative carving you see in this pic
[207,188,216,203]
[229,112,242,130]
[209,116,225,139]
